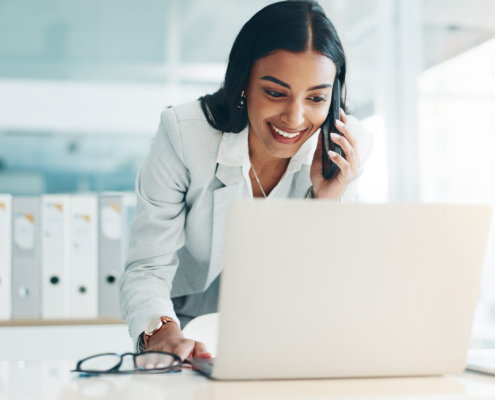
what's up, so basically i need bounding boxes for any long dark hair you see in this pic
[198,0,347,134]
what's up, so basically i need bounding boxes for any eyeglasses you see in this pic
[72,351,182,376]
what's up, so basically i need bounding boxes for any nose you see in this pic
[280,98,305,129]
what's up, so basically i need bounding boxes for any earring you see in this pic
[237,90,247,109]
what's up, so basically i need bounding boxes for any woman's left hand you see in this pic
[310,108,361,199]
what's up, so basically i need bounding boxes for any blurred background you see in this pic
[0,0,494,351]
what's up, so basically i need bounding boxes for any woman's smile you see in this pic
[267,121,307,145]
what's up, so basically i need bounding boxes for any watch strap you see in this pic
[143,316,177,349]
[137,332,147,353]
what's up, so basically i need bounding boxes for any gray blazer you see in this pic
[119,100,373,347]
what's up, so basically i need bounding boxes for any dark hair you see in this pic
[198,0,347,133]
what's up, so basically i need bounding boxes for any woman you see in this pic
[119,0,373,361]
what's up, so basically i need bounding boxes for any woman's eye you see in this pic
[265,90,326,103]
[265,90,285,98]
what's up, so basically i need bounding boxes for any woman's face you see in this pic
[245,49,337,160]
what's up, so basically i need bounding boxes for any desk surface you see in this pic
[1,359,495,400]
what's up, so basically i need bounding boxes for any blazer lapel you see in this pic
[206,163,244,289]
[206,163,312,289]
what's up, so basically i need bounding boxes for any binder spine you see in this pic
[41,195,71,319]
[11,197,42,319]
[98,196,126,317]
[70,195,99,319]
[0,194,13,320]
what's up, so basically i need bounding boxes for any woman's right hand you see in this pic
[144,320,211,362]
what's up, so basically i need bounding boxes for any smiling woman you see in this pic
[119,0,374,364]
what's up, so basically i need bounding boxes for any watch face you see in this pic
[146,319,163,335]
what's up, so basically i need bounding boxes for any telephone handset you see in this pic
[321,78,343,180]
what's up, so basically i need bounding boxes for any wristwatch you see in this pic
[143,316,177,348]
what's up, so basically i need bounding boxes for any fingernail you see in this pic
[335,120,344,127]
[330,133,340,140]
[329,150,336,158]
[340,107,345,115]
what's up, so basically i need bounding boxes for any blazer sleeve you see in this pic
[119,108,190,350]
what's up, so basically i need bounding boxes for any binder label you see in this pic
[0,203,6,239]
[44,203,65,241]
[14,213,35,250]
[73,214,92,252]
[101,204,121,240]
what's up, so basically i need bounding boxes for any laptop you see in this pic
[189,200,492,380]
[466,349,495,376]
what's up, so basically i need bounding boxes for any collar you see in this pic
[216,122,319,174]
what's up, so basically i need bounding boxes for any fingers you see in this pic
[172,341,195,361]
[333,116,360,176]
[146,338,195,362]
[135,354,148,369]
[193,341,212,358]
[337,109,358,152]
[328,150,353,183]
[136,351,179,370]
[140,352,161,369]
[331,132,359,177]
[339,107,348,124]
[146,339,210,362]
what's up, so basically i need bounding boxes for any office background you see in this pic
[0,0,494,357]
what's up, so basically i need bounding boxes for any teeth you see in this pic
[270,123,302,138]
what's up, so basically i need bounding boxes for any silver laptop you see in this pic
[189,200,492,380]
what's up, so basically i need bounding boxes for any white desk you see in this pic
[1,359,495,400]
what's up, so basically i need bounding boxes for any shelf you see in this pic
[0,318,126,327]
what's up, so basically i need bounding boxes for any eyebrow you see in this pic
[260,75,332,91]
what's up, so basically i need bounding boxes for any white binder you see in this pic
[41,195,71,319]
[12,196,41,319]
[98,192,136,318]
[0,194,13,320]
[70,195,98,319]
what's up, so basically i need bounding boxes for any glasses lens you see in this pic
[79,354,121,372]
[135,352,178,370]
[119,355,137,372]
